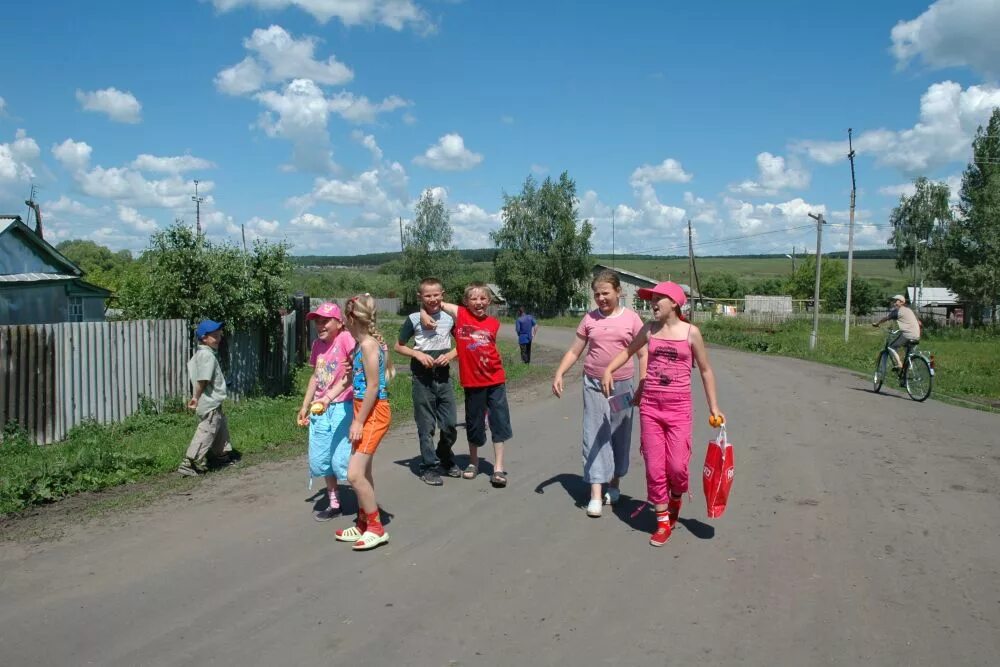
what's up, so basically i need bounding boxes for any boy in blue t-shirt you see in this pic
[514,307,538,364]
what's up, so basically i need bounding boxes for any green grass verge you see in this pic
[699,317,1000,408]
[0,340,545,517]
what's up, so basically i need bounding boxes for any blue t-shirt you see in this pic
[352,345,389,400]
[515,314,537,344]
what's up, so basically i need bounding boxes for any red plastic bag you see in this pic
[703,425,734,519]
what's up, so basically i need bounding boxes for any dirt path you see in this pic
[2,329,998,666]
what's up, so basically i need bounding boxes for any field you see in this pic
[607,257,909,293]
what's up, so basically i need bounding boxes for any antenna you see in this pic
[192,180,204,235]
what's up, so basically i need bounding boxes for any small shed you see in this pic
[0,215,111,324]
[907,286,963,325]
[745,295,793,314]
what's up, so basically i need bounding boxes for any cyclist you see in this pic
[873,294,922,380]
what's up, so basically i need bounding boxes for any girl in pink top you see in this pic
[298,302,356,521]
[602,281,724,547]
[553,271,646,518]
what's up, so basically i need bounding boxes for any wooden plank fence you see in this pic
[1,313,298,445]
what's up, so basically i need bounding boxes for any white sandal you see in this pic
[352,530,389,551]
[335,525,364,542]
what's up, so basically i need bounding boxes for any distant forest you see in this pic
[292,247,895,266]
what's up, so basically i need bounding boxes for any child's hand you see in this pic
[632,379,644,406]
[348,422,363,444]
[415,351,435,368]
[709,410,726,427]
[600,372,614,397]
[432,354,451,367]
[420,311,436,330]
[552,374,564,398]
[297,407,309,426]
[187,397,198,410]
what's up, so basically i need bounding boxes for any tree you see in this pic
[700,272,745,299]
[399,189,461,307]
[927,107,1000,325]
[56,239,133,292]
[786,256,849,309]
[888,177,953,297]
[492,172,593,315]
[117,222,291,329]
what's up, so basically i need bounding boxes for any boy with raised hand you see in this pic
[177,320,234,476]
[395,278,460,486]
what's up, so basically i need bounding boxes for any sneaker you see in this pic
[650,511,672,547]
[586,499,603,517]
[176,462,200,477]
[314,506,339,522]
[443,464,462,478]
[604,486,621,506]
[328,491,341,511]
[420,468,444,486]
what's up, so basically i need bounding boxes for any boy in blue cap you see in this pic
[177,320,234,476]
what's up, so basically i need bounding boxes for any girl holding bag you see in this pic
[602,282,724,547]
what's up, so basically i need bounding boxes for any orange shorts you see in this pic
[352,399,391,455]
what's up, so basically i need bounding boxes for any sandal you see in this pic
[352,530,389,551]
[462,464,478,480]
[490,470,508,488]
[335,523,365,542]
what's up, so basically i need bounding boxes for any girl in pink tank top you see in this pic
[602,281,725,547]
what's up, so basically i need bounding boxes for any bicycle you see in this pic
[872,328,935,401]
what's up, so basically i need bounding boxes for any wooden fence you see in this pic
[1,313,297,445]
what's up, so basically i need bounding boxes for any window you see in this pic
[68,297,84,322]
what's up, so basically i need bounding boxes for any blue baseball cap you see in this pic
[195,320,223,339]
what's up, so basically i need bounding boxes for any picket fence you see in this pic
[1,314,297,445]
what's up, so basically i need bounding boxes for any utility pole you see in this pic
[687,219,695,292]
[192,180,204,235]
[791,246,796,273]
[611,211,616,269]
[844,128,858,341]
[808,212,826,350]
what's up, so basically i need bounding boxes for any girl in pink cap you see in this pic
[298,302,356,521]
[601,281,724,547]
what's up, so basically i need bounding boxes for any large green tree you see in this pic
[491,172,593,315]
[399,189,461,306]
[927,107,1000,325]
[888,176,953,296]
[56,239,133,292]
[117,222,291,329]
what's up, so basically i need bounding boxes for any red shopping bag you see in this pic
[703,425,734,519]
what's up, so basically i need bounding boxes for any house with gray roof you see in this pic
[0,215,111,324]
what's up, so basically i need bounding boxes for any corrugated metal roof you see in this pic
[907,286,960,306]
[0,272,76,283]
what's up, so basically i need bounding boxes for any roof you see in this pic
[0,272,77,283]
[593,263,657,286]
[907,286,960,307]
[486,282,506,302]
[0,216,82,277]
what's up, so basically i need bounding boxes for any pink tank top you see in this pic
[645,327,693,395]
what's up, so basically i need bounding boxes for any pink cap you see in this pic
[306,302,343,321]
[636,281,687,308]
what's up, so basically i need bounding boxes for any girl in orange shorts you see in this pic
[331,294,395,551]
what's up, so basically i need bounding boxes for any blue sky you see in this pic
[2,0,999,256]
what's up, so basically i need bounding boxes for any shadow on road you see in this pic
[609,496,716,540]
[533,473,589,508]
[850,386,909,401]
[304,486,394,525]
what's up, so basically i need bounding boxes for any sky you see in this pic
[2,0,999,258]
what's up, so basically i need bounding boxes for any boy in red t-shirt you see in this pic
[421,282,512,488]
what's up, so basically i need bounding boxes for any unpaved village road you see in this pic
[2,327,998,666]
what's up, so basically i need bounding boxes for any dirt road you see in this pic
[2,328,998,666]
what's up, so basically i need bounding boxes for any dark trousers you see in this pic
[412,372,458,470]
[519,342,532,364]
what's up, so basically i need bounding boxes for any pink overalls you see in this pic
[639,327,693,505]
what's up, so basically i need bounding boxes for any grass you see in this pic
[610,257,911,293]
[0,340,548,517]
[698,317,1000,408]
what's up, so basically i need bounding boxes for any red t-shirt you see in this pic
[454,306,506,388]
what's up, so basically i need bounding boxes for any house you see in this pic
[906,285,963,325]
[0,215,111,324]
[590,264,699,312]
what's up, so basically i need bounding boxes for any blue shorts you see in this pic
[308,401,352,479]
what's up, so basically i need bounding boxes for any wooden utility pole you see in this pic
[844,128,858,341]
[611,211,616,269]
[399,216,404,253]
[687,220,695,291]
[808,212,826,350]
[192,180,204,236]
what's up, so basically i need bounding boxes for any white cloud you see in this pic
[402,112,417,126]
[210,0,435,34]
[245,216,280,234]
[450,202,501,247]
[52,138,93,172]
[891,0,1000,80]
[75,87,142,124]
[68,156,214,209]
[256,78,337,172]
[290,166,406,219]
[44,196,102,218]
[413,133,483,171]
[0,129,40,184]
[500,115,514,124]
[730,152,810,196]
[131,154,215,174]
[530,163,549,175]
[351,131,384,161]
[629,158,693,186]
[879,174,962,204]
[878,182,916,198]
[215,25,354,96]
[327,91,411,124]
[290,212,330,229]
[0,97,6,114]
[795,81,1000,174]
[117,205,159,233]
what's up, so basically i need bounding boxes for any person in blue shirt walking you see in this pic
[515,307,538,364]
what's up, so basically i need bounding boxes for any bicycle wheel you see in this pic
[905,355,933,402]
[873,350,889,393]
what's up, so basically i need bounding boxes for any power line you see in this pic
[635,223,816,256]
